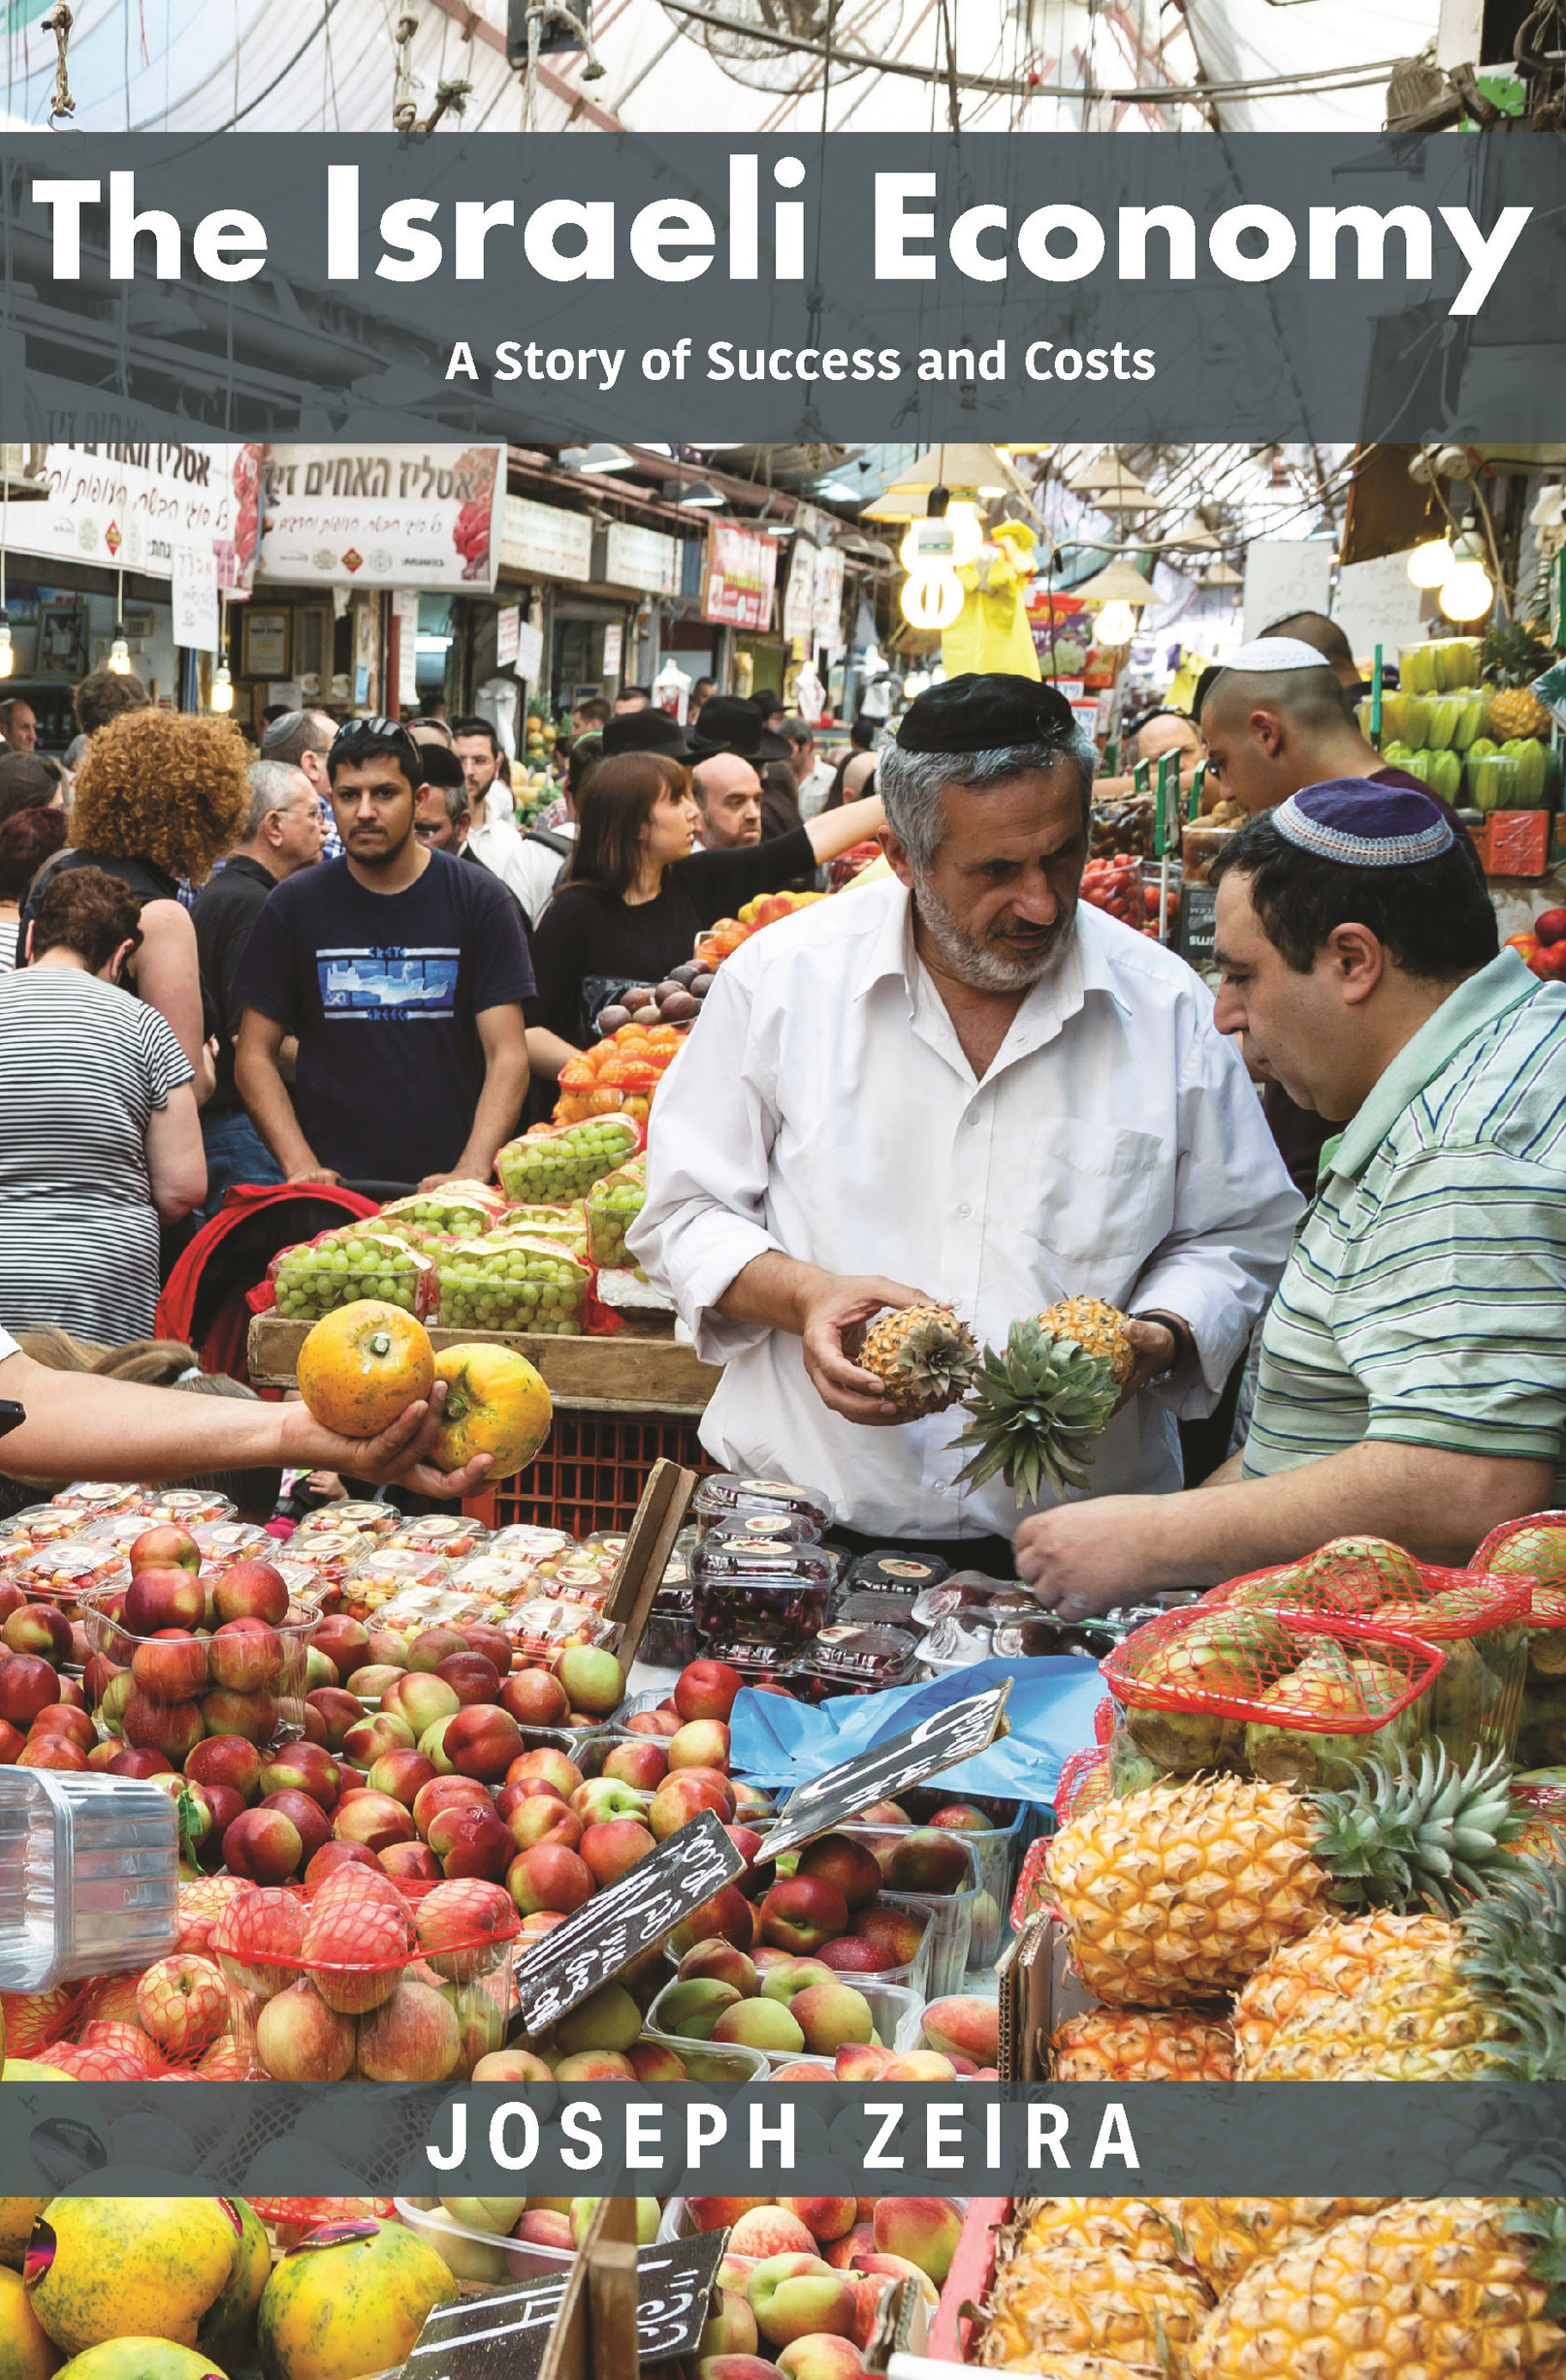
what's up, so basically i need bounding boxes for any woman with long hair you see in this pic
[528,750,881,1056]
[16,709,251,1102]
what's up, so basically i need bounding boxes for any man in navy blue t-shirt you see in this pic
[235,716,533,1189]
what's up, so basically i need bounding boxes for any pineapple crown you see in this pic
[1309,1744,1524,1915]
[1457,1856,1566,2080]
[1482,619,1553,686]
[1506,2201,1566,2312]
[948,1316,1120,1506]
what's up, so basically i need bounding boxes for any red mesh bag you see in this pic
[1476,1510,1566,1593]
[1009,1835,1057,1934]
[1363,1569,1531,1769]
[1055,1747,1111,1825]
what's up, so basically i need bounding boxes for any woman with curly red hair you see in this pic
[16,708,251,1103]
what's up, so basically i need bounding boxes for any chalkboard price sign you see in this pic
[404,2232,730,2380]
[762,1681,1012,1863]
[512,1803,744,2036]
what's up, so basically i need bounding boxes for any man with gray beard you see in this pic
[630,673,1300,1563]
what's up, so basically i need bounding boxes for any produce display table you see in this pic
[246,1315,720,1417]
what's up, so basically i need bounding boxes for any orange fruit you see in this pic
[297,1301,435,1438]
[585,1039,619,1067]
[584,1087,624,1114]
[647,1027,682,1053]
[432,1345,554,1480]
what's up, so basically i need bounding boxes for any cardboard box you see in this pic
[995,1915,1094,2082]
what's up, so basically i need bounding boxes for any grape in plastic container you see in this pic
[495,1114,639,1204]
[500,1201,591,1256]
[689,1472,832,1540]
[376,1181,508,1237]
[0,1766,179,1991]
[585,1159,648,1270]
[80,1585,321,1759]
[434,1234,589,1335]
[271,1228,436,1321]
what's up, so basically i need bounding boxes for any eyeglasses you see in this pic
[330,714,412,747]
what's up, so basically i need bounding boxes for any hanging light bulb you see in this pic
[107,627,132,673]
[1093,599,1137,648]
[900,513,963,630]
[1407,535,1455,588]
[0,623,14,681]
[1438,531,1493,622]
[945,500,985,567]
[208,662,234,714]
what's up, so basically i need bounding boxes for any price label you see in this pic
[761,1683,1011,1863]
[404,2233,729,2379]
[512,1804,743,2035]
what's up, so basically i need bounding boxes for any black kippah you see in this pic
[895,672,1076,754]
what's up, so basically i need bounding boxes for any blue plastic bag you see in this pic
[728,1656,1104,1806]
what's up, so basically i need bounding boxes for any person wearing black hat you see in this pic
[630,671,1299,1566]
[1012,780,1565,1617]
[527,746,884,1058]
[691,693,807,843]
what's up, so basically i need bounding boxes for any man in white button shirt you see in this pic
[629,674,1301,1567]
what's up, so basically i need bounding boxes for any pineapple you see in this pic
[1167,2199,1394,2292]
[1233,1860,1566,2080]
[1051,2008,1235,2081]
[1190,2200,1566,2380]
[949,1299,1133,1505]
[1044,1745,1521,2007]
[980,2243,1214,2377]
[1014,2196,1187,2266]
[858,1301,978,1416]
[1483,619,1554,739]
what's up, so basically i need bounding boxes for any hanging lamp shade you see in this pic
[1162,516,1219,551]
[1067,451,1149,507]
[1200,558,1243,587]
[1071,555,1156,608]
[862,442,1027,521]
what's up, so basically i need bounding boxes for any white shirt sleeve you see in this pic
[0,1325,17,1365]
[1130,995,1304,1416]
[627,964,787,1363]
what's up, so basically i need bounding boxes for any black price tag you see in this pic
[512,1804,744,2035]
[761,1681,1011,1862]
[1179,882,1217,968]
[403,2232,729,2380]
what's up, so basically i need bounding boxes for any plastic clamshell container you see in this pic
[80,1589,321,1757]
[193,1519,276,1571]
[336,1547,453,1623]
[792,1622,921,1700]
[645,1974,922,2074]
[297,1501,399,1544]
[50,1481,143,1517]
[395,2197,579,2288]
[690,1539,838,1656]
[380,1514,494,1560]
[136,1489,237,1526]
[4,1504,93,1547]
[690,1472,832,1539]
[489,1523,573,1565]
[0,1767,178,1991]
[5,1539,129,1613]
[847,1549,952,1597]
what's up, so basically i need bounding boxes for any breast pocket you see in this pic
[1021,1117,1166,1294]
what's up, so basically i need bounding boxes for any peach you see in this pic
[816,1937,894,1977]
[723,1825,771,1891]
[685,2198,768,2235]
[508,1842,595,1918]
[435,1651,502,1706]
[552,1642,623,1718]
[879,2052,957,2080]
[777,2340,864,2380]
[552,2049,636,2080]
[797,1833,882,1911]
[428,1803,515,1883]
[759,1958,834,2006]
[579,1818,655,1887]
[414,1774,490,1835]
[444,1702,525,1782]
[729,2208,817,2260]
[507,1746,584,1796]
[700,2290,760,2360]
[760,1879,848,1956]
[885,1830,971,1895]
[207,1617,284,1693]
[347,1664,406,1700]
[676,1658,745,1723]
[849,2254,938,2312]
[572,1775,654,1825]
[823,2223,877,2270]
[672,1884,755,1956]
[849,1908,923,1968]
[873,2199,963,2284]
[713,1999,804,2054]
[312,1613,369,1670]
[368,1747,439,1807]
[627,1709,684,1739]
[677,1938,757,1995]
[852,1800,911,1825]
[694,2360,785,2380]
[406,1625,470,1672]
[472,2048,555,2081]
[629,2041,688,2081]
[380,1841,442,1883]
[748,2256,856,2350]
[498,1667,570,1728]
[343,1712,417,1769]
[507,1794,585,1855]
[515,2208,575,2250]
[304,1688,366,1753]
[921,1994,999,2067]
[555,1981,642,2055]
[658,1977,741,2039]
[649,1772,734,1839]
[781,2199,857,2245]
[382,1670,462,1736]
[602,1738,669,1791]
[333,1789,417,1853]
[791,1984,873,2055]
[260,1787,333,1863]
[668,1718,730,1773]
[304,1839,378,1887]
[847,2274,895,2350]
[834,2045,895,2080]
[773,2061,834,2080]
[260,1738,342,1809]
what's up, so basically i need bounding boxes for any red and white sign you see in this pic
[703,522,779,632]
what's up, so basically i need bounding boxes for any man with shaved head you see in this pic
[1262,609,1361,694]
[1198,636,1480,1191]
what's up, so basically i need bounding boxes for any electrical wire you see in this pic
[129,0,339,134]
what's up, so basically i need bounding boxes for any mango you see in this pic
[256,2217,457,2380]
[0,2202,48,2274]
[27,2198,239,2356]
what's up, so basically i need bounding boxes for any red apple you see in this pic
[603,1739,669,1792]
[3,1603,74,1666]
[106,1745,172,1778]
[434,1652,502,1707]
[213,1560,290,1626]
[130,1524,201,1575]
[121,1689,205,1762]
[27,1703,95,1753]
[184,1734,263,1800]
[208,1619,284,1694]
[676,1660,744,1724]
[130,1630,208,1701]
[262,1787,333,1862]
[425,1802,514,1881]
[0,1656,60,1728]
[761,1878,849,1955]
[224,1806,304,1885]
[413,1774,490,1838]
[443,1704,524,1783]
[498,1669,570,1729]
[199,1686,277,1746]
[460,1622,513,1678]
[123,1566,206,1634]
[626,1710,683,1740]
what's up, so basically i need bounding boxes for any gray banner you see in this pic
[5,2081,1562,2199]
[0,129,1560,444]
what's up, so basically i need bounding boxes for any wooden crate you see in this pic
[246,1315,719,1417]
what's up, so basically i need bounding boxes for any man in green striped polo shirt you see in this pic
[1015,778,1564,1616]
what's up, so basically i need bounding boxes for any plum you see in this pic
[624,988,655,1010]
[632,1004,661,1024]
[670,963,699,987]
[691,976,714,1000]
[598,1003,632,1033]
[660,991,699,1022]
[654,980,685,1003]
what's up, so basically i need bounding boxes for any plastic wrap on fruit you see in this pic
[377,1181,508,1238]
[495,1114,640,1203]
[1241,1640,1424,1792]
[499,1200,590,1255]
[586,1158,648,1269]
[271,1229,437,1321]
[298,1501,398,1543]
[435,1233,589,1334]
[690,1471,832,1539]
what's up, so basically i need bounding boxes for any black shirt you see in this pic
[191,853,281,1116]
[530,825,815,1047]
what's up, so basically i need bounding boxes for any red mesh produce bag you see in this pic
[1101,1605,1444,1729]
[1009,1834,1058,1934]
[1476,1510,1566,1591]
[1055,1747,1111,1825]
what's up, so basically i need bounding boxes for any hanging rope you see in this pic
[392,10,474,140]
[41,2,74,122]
[520,2,607,130]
